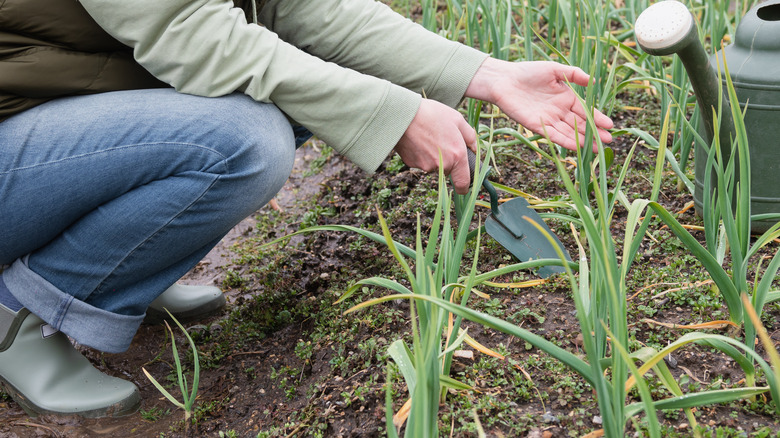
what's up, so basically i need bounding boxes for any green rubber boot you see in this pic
[145,283,226,324]
[0,305,141,418]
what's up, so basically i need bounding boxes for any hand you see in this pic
[394,99,476,195]
[466,58,614,150]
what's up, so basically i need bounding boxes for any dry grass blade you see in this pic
[393,398,412,428]
[464,334,505,360]
[628,280,714,301]
[483,279,546,289]
[676,201,695,215]
[640,318,739,330]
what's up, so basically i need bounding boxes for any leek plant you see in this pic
[419,0,515,60]
[363,171,481,437]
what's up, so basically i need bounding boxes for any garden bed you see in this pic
[2,123,778,436]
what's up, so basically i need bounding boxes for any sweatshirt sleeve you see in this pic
[76,0,421,172]
[260,0,489,109]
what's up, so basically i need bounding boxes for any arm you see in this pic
[259,0,488,108]
[77,0,420,172]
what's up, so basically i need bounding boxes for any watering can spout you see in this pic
[635,0,736,149]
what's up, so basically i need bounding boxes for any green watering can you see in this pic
[635,0,780,232]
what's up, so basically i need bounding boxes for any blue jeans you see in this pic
[0,89,296,353]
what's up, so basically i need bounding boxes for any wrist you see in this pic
[465,57,503,102]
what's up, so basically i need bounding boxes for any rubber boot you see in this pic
[145,283,226,324]
[0,305,141,417]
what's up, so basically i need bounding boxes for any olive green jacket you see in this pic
[0,0,487,172]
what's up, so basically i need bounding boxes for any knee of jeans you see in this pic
[244,135,294,208]
[225,114,296,212]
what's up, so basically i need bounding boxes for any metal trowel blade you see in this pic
[484,197,571,278]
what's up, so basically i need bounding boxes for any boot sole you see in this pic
[0,374,141,418]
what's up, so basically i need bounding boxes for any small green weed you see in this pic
[303,145,334,177]
[140,406,170,422]
[385,154,406,174]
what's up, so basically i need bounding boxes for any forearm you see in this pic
[260,0,488,108]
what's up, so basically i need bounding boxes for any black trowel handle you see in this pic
[466,148,500,215]
[466,148,479,187]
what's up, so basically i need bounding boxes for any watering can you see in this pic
[635,0,780,232]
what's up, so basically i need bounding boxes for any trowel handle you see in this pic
[467,148,478,187]
[465,148,500,215]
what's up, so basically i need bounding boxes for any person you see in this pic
[0,0,614,418]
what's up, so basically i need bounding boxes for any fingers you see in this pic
[562,100,614,147]
[448,117,476,194]
[561,65,593,88]
[546,116,614,152]
[593,109,615,131]
[449,149,471,195]
[557,64,615,140]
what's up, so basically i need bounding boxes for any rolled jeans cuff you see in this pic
[3,257,142,353]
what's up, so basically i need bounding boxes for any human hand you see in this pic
[394,99,477,195]
[466,58,614,151]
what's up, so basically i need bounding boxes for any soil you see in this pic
[2,126,780,437]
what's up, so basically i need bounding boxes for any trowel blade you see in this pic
[484,197,571,278]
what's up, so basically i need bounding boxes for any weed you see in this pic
[270,365,300,400]
[140,406,170,422]
[303,145,334,177]
[223,270,247,289]
[507,307,546,325]
[377,187,392,209]
[385,154,406,174]
[300,205,336,229]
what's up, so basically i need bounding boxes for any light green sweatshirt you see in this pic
[76,0,488,172]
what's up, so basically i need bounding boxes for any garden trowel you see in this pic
[467,150,571,278]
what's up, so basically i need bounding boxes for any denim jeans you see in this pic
[0,89,296,353]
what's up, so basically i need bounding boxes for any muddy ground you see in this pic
[1,119,780,437]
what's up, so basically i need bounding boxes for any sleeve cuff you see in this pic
[339,84,421,173]
[426,45,489,108]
